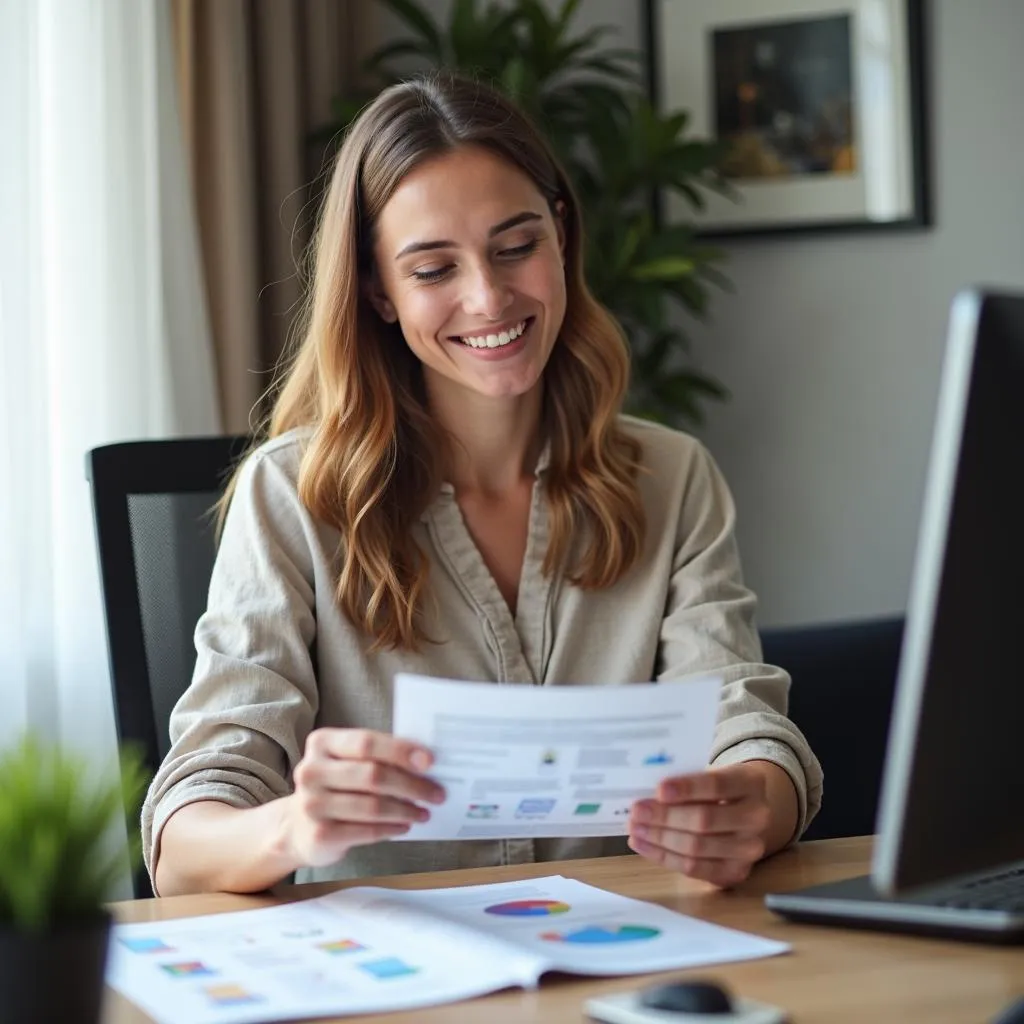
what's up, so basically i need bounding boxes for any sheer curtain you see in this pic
[0,0,220,798]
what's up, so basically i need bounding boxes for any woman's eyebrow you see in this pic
[394,211,543,260]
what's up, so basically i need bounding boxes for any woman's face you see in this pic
[370,145,566,403]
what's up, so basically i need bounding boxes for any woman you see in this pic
[144,73,822,897]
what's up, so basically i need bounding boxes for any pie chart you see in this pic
[484,899,571,917]
[539,924,661,944]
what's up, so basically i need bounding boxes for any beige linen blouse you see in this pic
[142,416,823,888]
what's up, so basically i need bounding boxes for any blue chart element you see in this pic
[643,751,673,765]
[485,899,571,917]
[540,924,661,944]
[359,957,420,980]
[119,936,175,954]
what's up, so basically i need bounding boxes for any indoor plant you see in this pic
[0,735,148,1023]
[321,0,736,426]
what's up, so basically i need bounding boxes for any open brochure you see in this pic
[107,875,789,1024]
[392,673,722,840]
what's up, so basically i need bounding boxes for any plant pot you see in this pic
[0,912,112,1024]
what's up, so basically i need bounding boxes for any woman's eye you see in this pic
[412,265,452,283]
[409,240,537,283]
[499,239,539,259]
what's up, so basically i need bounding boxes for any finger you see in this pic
[295,748,445,804]
[629,823,765,864]
[656,766,763,805]
[316,758,447,806]
[308,728,435,773]
[632,797,770,836]
[627,836,753,888]
[300,791,432,826]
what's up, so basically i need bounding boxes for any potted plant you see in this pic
[317,0,737,426]
[0,735,148,1023]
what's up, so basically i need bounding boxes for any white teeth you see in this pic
[458,320,527,349]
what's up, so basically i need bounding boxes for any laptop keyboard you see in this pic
[930,864,1024,913]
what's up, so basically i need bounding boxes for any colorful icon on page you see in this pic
[485,899,571,917]
[316,939,365,955]
[204,983,264,1007]
[540,924,661,944]
[161,960,217,977]
[515,797,556,819]
[466,803,500,819]
[574,802,601,815]
[119,936,175,954]
[359,957,420,980]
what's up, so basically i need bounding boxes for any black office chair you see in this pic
[86,435,249,895]
[761,616,905,842]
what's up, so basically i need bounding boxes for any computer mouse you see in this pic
[640,980,734,1015]
[585,980,788,1023]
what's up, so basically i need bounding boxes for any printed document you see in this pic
[107,875,788,1024]
[392,675,721,841]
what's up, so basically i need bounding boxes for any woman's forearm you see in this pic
[153,798,304,896]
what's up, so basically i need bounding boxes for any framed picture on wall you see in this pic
[645,0,930,238]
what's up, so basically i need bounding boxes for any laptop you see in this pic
[766,288,1024,942]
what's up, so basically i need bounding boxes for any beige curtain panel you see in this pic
[171,0,357,433]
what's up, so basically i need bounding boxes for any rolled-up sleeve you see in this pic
[141,446,321,884]
[656,442,823,841]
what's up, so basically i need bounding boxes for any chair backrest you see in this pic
[761,616,905,842]
[86,435,249,894]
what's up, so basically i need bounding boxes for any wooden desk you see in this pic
[104,837,1023,1023]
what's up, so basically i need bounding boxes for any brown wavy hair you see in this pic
[233,72,645,651]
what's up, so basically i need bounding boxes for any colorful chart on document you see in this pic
[484,899,571,917]
[539,924,661,944]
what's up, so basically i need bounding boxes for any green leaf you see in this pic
[553,25,616,66]
[501,56,529,102]
[695,263,735,293]
[664,276,711,318]
[636,328,678,375]
[0,736,149,932]
[630,256,696,281]
[554,0,583,34]
[377,0,442,49]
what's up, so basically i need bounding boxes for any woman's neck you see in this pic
[426,378,544,496]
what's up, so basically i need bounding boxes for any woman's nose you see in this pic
[462,265,514,320]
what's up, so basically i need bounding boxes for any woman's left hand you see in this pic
[627,762,788,887]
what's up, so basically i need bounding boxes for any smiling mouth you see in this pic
[450,317,534,350]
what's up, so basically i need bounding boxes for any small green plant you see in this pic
[318,0,736,425]
[0,736,149,933]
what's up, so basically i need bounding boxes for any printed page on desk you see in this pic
[107,875,788,1024]
[392,674,721,840]
[107,885,542,1024]
[379,875,790,977]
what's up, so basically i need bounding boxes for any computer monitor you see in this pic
[767,288,1024,940]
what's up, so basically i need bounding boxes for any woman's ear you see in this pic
[364,271,398,323]
[554,199,567,264]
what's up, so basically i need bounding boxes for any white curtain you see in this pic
[0,0,220,815]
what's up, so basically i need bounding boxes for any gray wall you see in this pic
[358,1,1024,628]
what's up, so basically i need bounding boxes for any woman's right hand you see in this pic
[283,728,446,868]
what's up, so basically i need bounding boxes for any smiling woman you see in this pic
[142,72,822,901]
[371,147,566,405]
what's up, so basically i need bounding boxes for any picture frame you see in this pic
[645,0,930,238]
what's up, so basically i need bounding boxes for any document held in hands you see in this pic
[392,674,722,841]
[107,875,789,1024]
